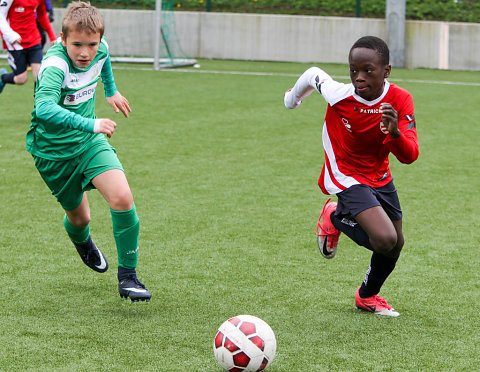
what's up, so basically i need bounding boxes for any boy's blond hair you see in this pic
[62,1,104,39]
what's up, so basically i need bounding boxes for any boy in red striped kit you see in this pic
[0,0,56,93]
[284,36,419,316]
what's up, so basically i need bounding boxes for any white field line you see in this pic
[112,65,480,87]
[0,54,478,86]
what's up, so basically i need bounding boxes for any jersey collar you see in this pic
[353,80,390,106]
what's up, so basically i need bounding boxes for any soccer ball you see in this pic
[213,315,276,372]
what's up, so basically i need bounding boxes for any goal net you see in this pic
[111,0,197,69]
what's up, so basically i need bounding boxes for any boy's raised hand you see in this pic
[106,91,132,118]
[380,102,401,138]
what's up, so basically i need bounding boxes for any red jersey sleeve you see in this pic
[36,0,56,43]
[383,88,419,164]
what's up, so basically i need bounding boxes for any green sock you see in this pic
[111,203,139,270]
[63,214,90,244]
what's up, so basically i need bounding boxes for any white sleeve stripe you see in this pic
[101,37,109,50]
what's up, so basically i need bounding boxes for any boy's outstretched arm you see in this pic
[106,91,131,118]
[284,67,332,109]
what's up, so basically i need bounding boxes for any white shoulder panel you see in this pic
[38,56,69,87]
[101,37,109,49]
[320,80,355,106]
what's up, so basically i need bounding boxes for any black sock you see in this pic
[359,252,398,298]
[118,266,136,281]
[1,72,15,84]
[331,213,373,251]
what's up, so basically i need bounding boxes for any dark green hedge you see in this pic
[51,0,480,23]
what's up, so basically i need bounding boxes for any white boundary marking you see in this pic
[1,55,475,87]
[112,65,480,87]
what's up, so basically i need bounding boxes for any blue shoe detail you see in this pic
[0,68,7,94]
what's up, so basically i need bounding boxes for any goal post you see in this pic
[154,0,162,70]
[152,0,197,69]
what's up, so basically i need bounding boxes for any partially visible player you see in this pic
[0,0,56,93]
[37,0,55,49]
[26,1,151,302]
[284,36,419,316]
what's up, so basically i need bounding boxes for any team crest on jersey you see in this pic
[379,122,389,134]
[63,83,97,105]
[342,118,352,132]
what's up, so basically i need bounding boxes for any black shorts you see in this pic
[7,44,43,75]
[334,180,402,221]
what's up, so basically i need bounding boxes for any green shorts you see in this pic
[34,140,124,211]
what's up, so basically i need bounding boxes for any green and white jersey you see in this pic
[26,37,117,160]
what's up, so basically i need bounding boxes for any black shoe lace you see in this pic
[125,275,145,289]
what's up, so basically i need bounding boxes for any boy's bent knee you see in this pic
[109,190,133,211]
[371,233,398,257]
[14,73,28,85]
[389,235,405,259]
[67,214,91,228]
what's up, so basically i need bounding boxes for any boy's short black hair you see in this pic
[350,36,390,65]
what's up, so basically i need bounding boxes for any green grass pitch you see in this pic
[0,58,479,371]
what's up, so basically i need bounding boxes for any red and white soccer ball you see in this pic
[213,315,276,372]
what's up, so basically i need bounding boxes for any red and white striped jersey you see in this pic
[318,79,419,194]
[0,0,56,50]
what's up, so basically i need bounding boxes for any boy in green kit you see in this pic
[26,1,151,302]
